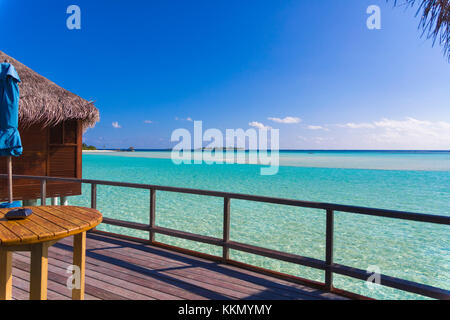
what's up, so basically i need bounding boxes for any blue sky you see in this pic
[1,0,449,149]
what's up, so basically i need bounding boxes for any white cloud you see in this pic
[307,125,328,131]
[268,116,301,124]
[287,117,450,149]
[249,121,272,130]
[175,117,193,122]
[338,122,375,129]
[312,136,334,144]
[371,118,450,146]
[335,117,450,149]
[112,121,121,129]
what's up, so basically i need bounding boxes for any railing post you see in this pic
[90,184,98,231]
[325,209,334,291]
[223,197,231,261]
[149,189,156,244]
[91,184,97,209]
[40,179,46,206]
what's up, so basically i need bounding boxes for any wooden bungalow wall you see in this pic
[0,120,82,202]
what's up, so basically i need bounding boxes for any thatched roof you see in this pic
[0,51,99,131]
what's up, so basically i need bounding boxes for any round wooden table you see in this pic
[0,206,102,300]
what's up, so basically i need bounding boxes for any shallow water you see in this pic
[70,151,450,299]
[84,150,450,171]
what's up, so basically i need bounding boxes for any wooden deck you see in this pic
[10,233,347,300]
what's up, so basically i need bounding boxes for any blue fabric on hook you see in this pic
[0,63,22,156]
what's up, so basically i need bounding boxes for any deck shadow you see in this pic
[87,233,328,298]
[53,233,337,300]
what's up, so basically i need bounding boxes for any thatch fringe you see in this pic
[0,51,99,132]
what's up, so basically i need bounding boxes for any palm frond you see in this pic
[391,0,450,60]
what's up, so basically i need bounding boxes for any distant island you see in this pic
[110,147,135,152]
[195,147,246,151]
[82,143,97,150]
[83,145,137,152]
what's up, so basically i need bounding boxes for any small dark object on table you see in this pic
[5,208,33,220]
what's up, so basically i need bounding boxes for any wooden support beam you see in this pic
[325,209,334,291]
[223,197,231,261]
[149,189,156,243]
[72,232,86,300]
[30,243,49,300]
[0,249,12,300]
[40,179,46,206]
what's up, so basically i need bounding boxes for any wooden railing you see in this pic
[2,174,450,300]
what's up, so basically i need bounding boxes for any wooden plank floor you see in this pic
[10,233,347,300]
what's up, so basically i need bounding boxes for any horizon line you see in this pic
[90,148,450,152]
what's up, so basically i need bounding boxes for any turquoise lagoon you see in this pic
[69,151,450,299]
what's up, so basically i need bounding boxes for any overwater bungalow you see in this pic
[0,51,99,205]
